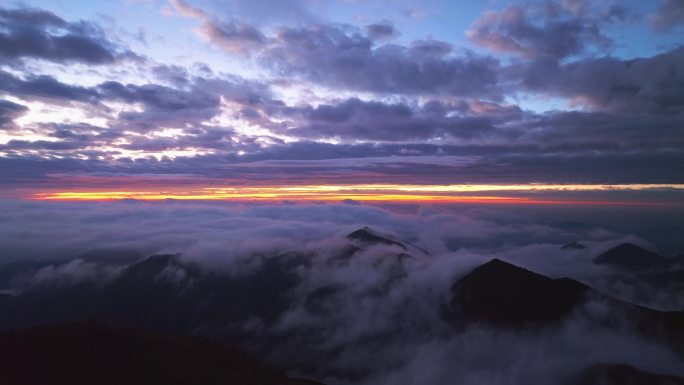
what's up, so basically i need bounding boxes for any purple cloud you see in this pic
[652,0,684,31]
[365,21,398,40]
[0,5,134,65]
[516,47,684,112]
[467,2,624,59]
[259,24,502,98]
[0,99,28,128]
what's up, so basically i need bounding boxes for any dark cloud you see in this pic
[467,1,623,59]
[0,5,130,65]
[516,47,684,113]
[408,38,454,59]
[0,72,682,184]
[0,1,680,199]
[260,88,684,149]
[0,139,90,151]
[365,21,398,40]
[151,64,191,86]
[515,110,684,148]
[468,149,684,185]
[1,143,682,197]
[98,81,218,111]
[169,0,274,54]
[97,74,276,129]
[258,24,502,99]
[1,76,683,185]
[0,70,99,103]
[0,99,28,128]
[97,81,222,129]
[652,0,684,31]
[275,98,518,141]
[0,69,273,130]
[151,18,483,113]
[118,126,244,152]
[198,19,268,54]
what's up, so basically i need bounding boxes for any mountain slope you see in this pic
[0,321,323,385]
[567,363,684,385]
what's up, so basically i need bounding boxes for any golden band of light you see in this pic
[30,183,684,205]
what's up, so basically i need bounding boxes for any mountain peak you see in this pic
[346,227,407,251]
[561,242,586,250]
[449,258,589,328]
[594,243,668,271]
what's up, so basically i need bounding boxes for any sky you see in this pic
[1,0,684,204]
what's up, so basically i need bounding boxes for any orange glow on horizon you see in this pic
[29,183,684,206]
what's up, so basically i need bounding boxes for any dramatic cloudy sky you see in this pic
[1,0,683,204]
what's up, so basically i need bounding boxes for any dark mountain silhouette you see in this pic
[567,363,684,385]
[0,247,410,381]
[0,321,323,385]
[449,258,684,355]
[3,251,684,383]
[594,243,670,271]
[448,259,589,328]
[346,226,431,257]
[77,247,145,264]
[346,227,408,250]
[0,249,142,288]
[561,241,586,250]
[0,253,302,334]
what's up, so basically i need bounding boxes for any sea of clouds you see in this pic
[1,199,683,385]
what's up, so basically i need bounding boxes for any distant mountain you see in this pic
[346,226,430,256]
[594,243,670,271]
[561,241,586,250]
[448,258,589,328]
[77,248,145,264]
[0,321,323,385]
[347,227,408,250]
[567,363,684,385]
